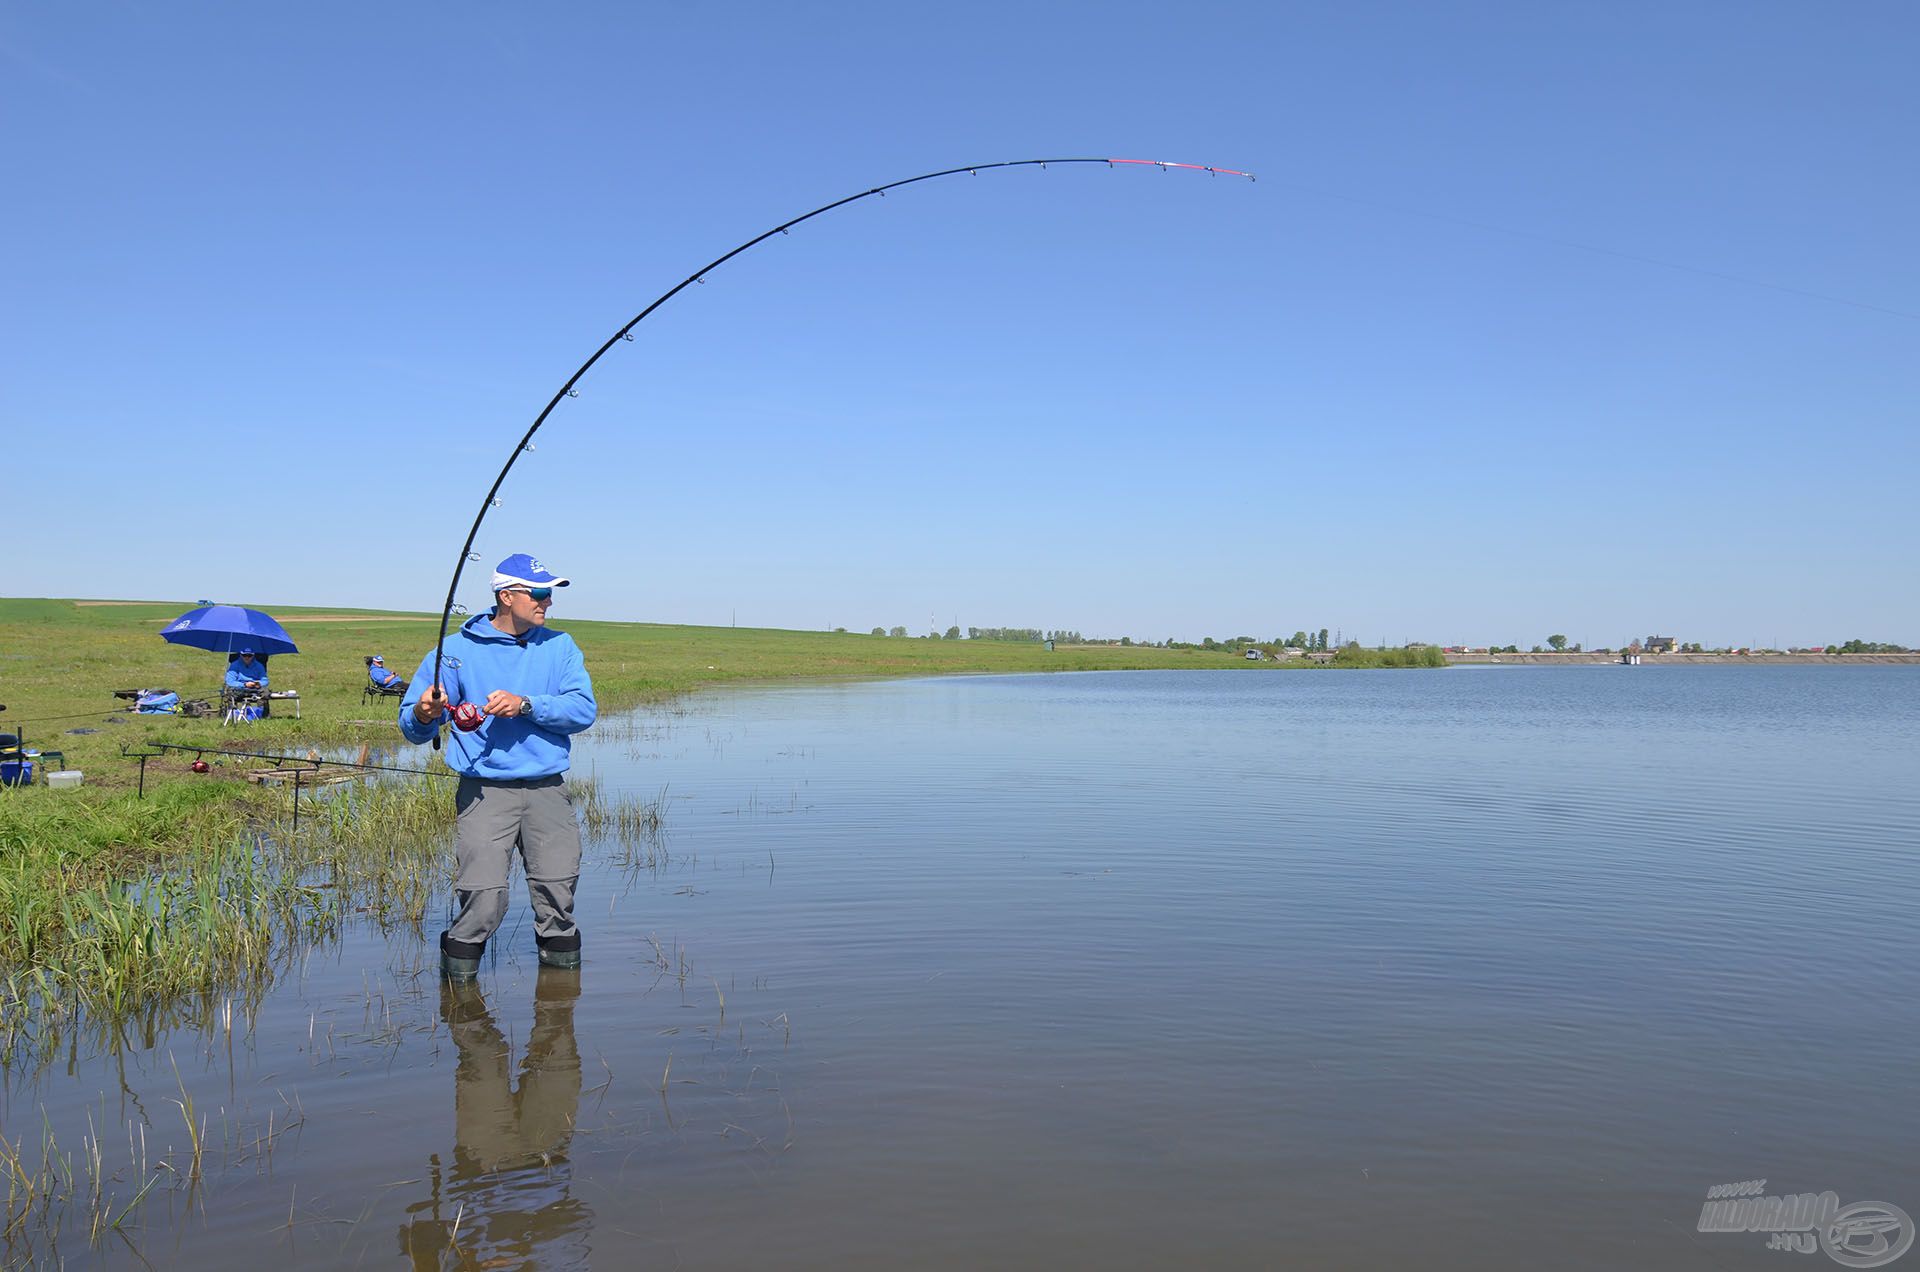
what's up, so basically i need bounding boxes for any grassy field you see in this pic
[0,595,1269,792]
[0,598,1438,1047]
[0,596,1268,1038]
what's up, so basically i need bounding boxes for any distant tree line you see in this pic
[1830,639,1914,654]
[964,628,1087,644]
[1329,644,1448,668]
[1161,628,1334,653]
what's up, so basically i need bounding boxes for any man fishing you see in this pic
[398,553,598,981]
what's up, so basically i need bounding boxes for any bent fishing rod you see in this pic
[424,156,1254,744]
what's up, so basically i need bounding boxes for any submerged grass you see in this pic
[0,771,672,1066]
[0,775,454,1067]
[1,1063,307,1263]
[567,775,668,870]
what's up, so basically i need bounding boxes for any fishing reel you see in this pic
[430,701,483,749]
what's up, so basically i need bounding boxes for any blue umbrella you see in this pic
[160,605,300,656]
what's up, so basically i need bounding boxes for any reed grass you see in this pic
[0,1073,306,1263]
[0,776,455,1067]
[566,776,668,870]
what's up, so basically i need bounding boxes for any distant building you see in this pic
[1645,635,1678,654]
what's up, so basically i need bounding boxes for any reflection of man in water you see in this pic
[399,968,592,1268]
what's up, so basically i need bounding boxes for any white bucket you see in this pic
[47,770,83,790]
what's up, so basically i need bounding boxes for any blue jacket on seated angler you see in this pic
[397,611,597,779]
[225,650,269,690]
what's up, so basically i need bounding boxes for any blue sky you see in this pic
[5,2,1914,648]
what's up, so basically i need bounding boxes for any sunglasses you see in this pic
[504,587,554,603]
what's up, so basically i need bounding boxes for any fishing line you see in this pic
[422,157,1253,745]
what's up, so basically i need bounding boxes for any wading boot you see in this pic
[536,931,582,970]
[440,931,484,982]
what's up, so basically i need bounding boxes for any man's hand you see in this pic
[415,685,449,724]
[483,690,528,718]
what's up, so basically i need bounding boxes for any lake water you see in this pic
[4,666,1918,1269]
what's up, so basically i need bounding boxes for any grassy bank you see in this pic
[0,596,1243,1040]
[0,596,1281,793]
[0,598,1441,1040]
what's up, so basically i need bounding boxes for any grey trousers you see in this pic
[443,774,581,956]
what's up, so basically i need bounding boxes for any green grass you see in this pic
[0,773,457,1064]
[1329,644,1449,668]
[0,595,1265,795]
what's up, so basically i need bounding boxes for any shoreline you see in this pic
[1444,651,1920,666]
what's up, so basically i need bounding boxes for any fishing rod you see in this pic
[424,156,1255,744]
[121,740,455,779]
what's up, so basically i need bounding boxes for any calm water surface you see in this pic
[5,666,1918,1269]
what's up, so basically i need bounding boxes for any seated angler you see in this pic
[226,648,269,694]
[368,655,409,694]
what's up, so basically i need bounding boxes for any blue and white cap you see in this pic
[491,553,572,591]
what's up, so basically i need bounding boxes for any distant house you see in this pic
[1645,635,1678,654]
[1282,647,1306,659]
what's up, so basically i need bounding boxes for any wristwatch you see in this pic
[517,696,533,717]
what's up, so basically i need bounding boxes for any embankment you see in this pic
[1445,652,1920,666]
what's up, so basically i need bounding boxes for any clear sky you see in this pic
[5,2,1915,649]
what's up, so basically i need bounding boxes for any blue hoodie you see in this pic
[397,612,597,779]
